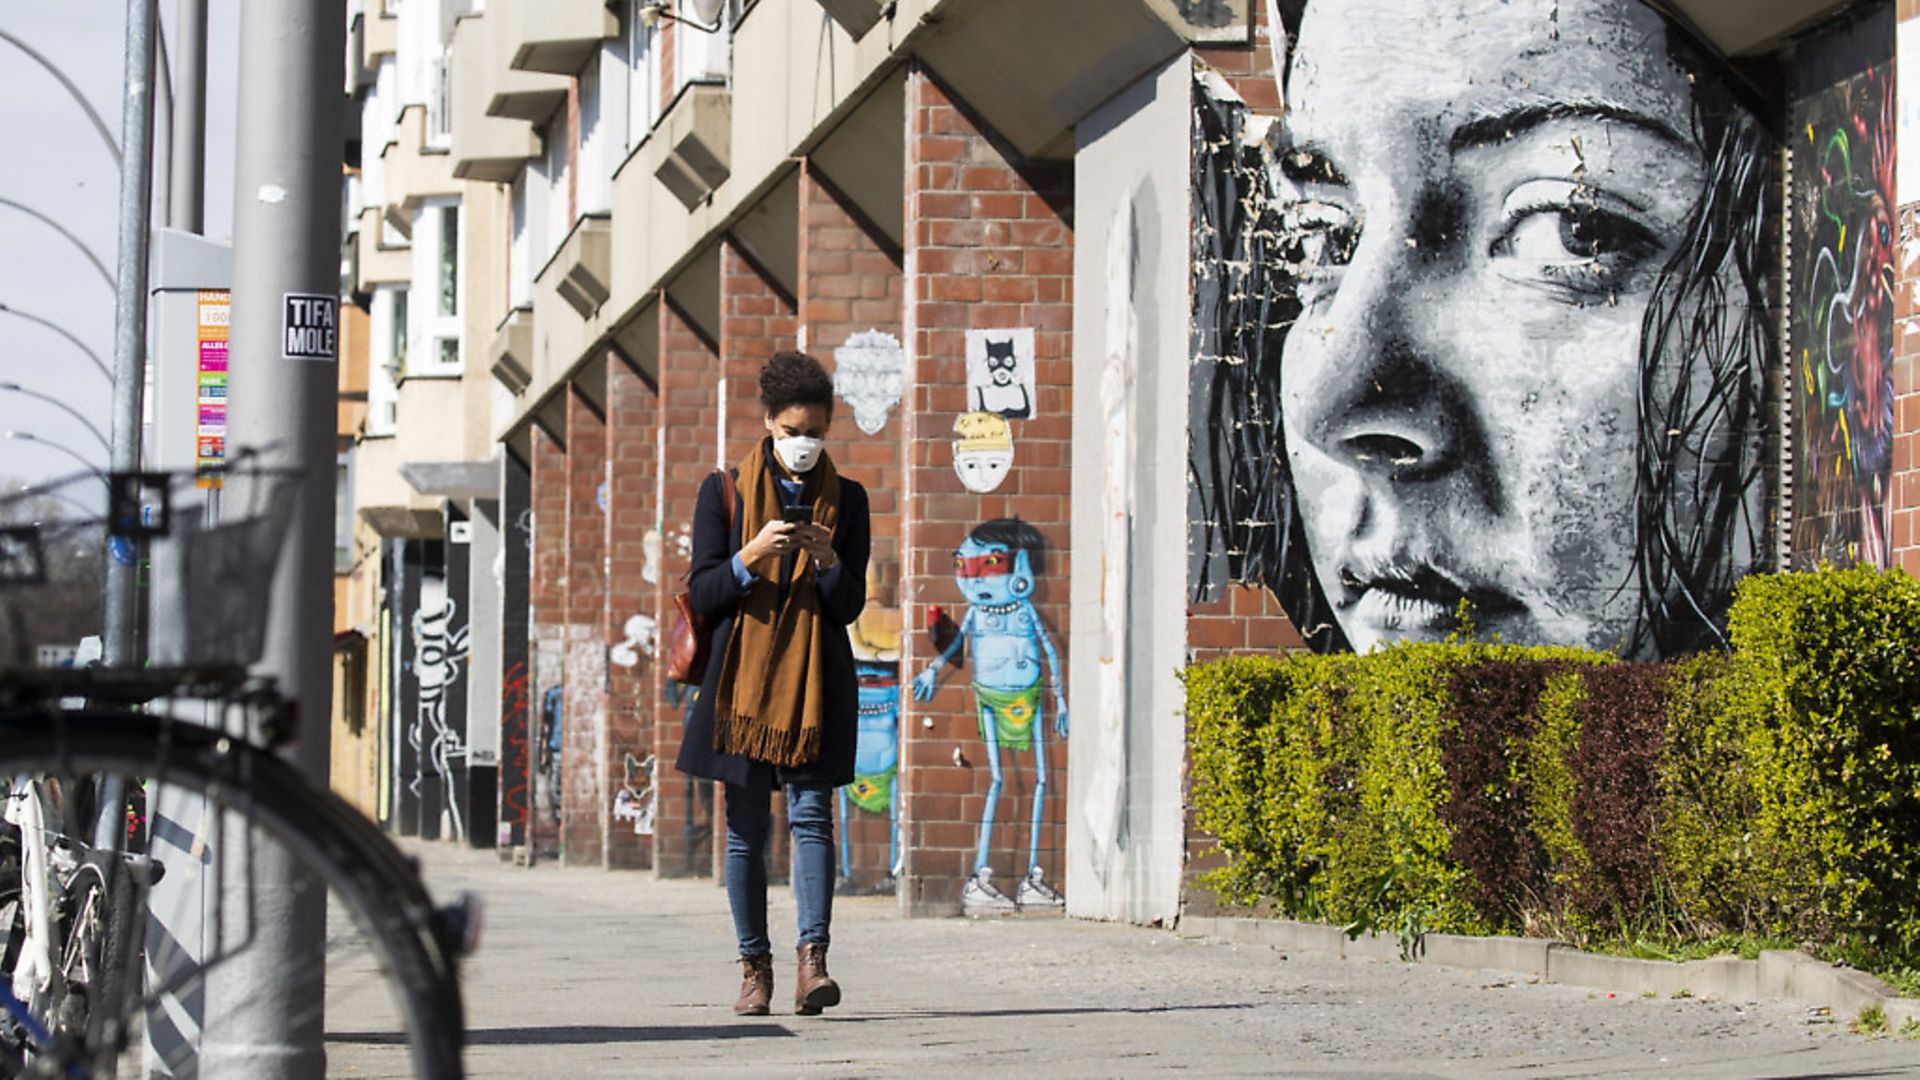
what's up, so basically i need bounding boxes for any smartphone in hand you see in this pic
[780,505,813,526]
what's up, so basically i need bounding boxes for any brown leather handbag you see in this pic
[665,469,736,686]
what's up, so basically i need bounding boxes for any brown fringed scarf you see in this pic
[711,439,842,767]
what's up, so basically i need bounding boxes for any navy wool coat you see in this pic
[673,467,871,788]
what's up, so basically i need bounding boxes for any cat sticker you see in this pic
[964,328,1037,420]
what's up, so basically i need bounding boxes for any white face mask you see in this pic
[774,435,825,474]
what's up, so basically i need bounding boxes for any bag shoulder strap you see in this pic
[719,468,738,538]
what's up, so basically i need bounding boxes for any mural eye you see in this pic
[1493,183,1660,292]
[1279,199,1359,279]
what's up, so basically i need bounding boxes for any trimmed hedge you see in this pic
[1185,567,1920,964]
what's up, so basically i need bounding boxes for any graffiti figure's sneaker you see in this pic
[1016,866,1064,908]
[872,874,897,896]
[833,874,859,896]
[960,867,1018,915]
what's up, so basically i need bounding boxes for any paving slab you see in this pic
[326,843,1920,1079]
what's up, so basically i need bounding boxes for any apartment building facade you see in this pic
[332,0,1920,924]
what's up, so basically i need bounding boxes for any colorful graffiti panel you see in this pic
[1788,7,1897,569]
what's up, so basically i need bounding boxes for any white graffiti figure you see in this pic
[412,595,473,841]
[611,752,656,836]
[609,613,658,669]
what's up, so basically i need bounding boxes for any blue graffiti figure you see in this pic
[837,661,902,893]
[911,518,1067,913]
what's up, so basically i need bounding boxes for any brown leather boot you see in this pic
[793,943,841,1016]
[733,953,773,1016]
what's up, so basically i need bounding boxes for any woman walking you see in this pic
[676,350,871,1017]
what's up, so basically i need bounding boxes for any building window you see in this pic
[436,336,459,368]
[335,453,353,573]
[625,0,660,149]
[437,204,459,316]
[390,287,409,375]
[428,49,453,147]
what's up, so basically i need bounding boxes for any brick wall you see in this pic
[603,352,658,870]
[529,423,569,861]
[798,159,907,893]
[562,387,609,867]
[899,65,1075,916]
[1893,4,1920,574]
[650,299,719,877]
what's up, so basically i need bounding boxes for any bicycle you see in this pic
[0,463,473,1078]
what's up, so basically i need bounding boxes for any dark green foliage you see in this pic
[1186,567,1920,967]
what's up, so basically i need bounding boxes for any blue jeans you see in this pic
[725,772,835,957]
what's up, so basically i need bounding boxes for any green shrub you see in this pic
[1186,565,1920,968]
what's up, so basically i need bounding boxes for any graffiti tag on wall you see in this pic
[1789,30,1896,568]
[411,594,472,841]
[1188,0,1774,659]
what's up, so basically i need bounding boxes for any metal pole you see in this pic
[201,0,343,1075]
[102,0,157,674]
[169,0,207,233]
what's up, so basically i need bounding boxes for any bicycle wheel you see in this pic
[0,706,467,1079]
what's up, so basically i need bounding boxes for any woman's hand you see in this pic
[796,524,836,570]
[740,520,798,565]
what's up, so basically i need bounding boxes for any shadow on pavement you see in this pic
[328,1024,796,1046]
[821,1001,1258,1023]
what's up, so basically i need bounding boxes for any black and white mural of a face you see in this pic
[1190,0,1773,659]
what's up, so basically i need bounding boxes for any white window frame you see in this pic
[624,0,661,149]
[410,197,464,376]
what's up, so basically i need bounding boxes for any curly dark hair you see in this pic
[759,351,836,417]
[969,518,1047,575]
[1190,1,1775,659]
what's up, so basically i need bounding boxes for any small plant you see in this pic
[1898,1016,1920,1040]
[1851,1006,1887,1036]
[1672,988,1694,1000]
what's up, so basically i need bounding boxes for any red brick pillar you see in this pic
[651,300,720,877]
[604,351,659,870]
[898,66,1075,916]
[717,238,801,883]
[562,385,608,867]
[798,159,907,892]
[529,423,569,862]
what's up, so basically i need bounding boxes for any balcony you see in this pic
[362,5,398,67]
[381,107,460,222]
[653,84,731,210]
[449,13,545,182]
[551,215,612,319]
[484,0,571,122]
[501,0,619,75]
[813,0,886,39]
[355,207,410,291]
[490,306,535,394]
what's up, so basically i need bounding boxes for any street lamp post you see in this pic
[3,431,103,476]
[0,198,115,292]
[0,312,112,385]
[0,383,111,453]
[0,28,121,165]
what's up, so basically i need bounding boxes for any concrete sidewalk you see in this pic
[337,842,1920,1079]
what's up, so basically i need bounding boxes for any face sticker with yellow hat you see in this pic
[952,411,1015,494]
